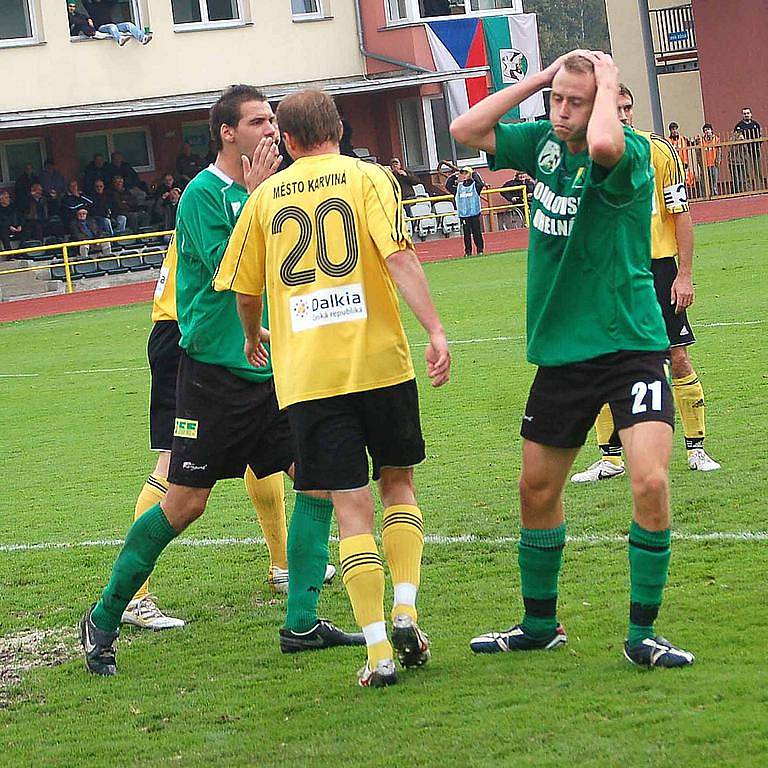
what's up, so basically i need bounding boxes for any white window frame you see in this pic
[75,127,155,173]
[385,0,522,26]
[171,0,248,32]
[422,95,485,169]
[0,137,46,187]
[291,0,330,22]
[0,0,41,48]
[397,98,429,171]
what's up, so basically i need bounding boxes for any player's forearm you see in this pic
[674,212,694,277]
[236,292,264,342]
[450,71,549,153]
[386,249,445,337]
[587,82,624,168]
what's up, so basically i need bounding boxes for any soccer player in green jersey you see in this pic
[452,51,695,667]
[80,86,362,676]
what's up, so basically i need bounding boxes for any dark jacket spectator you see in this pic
[176,143,204,182]
[734,108,762,141]
[69,208,112,258]
[40,160,68,198]
[82,0,119,29]
[0,190,23,251]
[161,187,181,231]
[388,158,421,202]
[150,173,177,222]
[84,154,110,195]
[500,172,534,205]
[106,152,144,192]
[339,118,355,157]
[68,4,96,37]
[62,180,94,222]
[23,184,52,241]
[107,176,150,231]
[14,164,39,210]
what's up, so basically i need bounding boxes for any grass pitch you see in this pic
[0,216,767,766]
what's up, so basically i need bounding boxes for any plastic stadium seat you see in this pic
[142,250,164,268]
[74,258,106,278]
[433,201,461,237]
[408,200,438,240]
[411,183,428,198]
[120,252,151,272]
[99,257,129,275]
[50,260,82,282]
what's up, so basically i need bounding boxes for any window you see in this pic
[182,122,212,156]
[468,0,516,9]
[386,0,521,23]
[291,0,324,18]
[0,0,38,46]
[425,97,482,165]
[75,128,154,173]
[397,99,428,170]
[172,0,242,25]
[0,139,45,186]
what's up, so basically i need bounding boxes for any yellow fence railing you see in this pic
[0,230,172,295]
[402,184,530,232]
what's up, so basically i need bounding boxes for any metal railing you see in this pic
[650,3,697,63]
[0,230,172,295]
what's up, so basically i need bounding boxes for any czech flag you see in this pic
[426,18,488,121]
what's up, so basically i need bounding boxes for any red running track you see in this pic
[2,194,766,323]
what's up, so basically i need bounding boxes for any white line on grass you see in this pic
[1,319,764,379]
[1,530,766,554]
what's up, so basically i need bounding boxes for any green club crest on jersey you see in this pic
[538,139,562,174]
[500,49,528,84]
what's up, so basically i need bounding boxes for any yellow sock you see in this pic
[340,533,392,666]
[131,473,168,601]
[672,371,706,451]
[244,469,288,570]
[382,505,424,622]
[595,403,623,466]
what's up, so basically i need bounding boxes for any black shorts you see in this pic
[286,379,426,491]
[168,351,294,488]
[652,257,696,347]
[521,350,675,449]
[148,320,182,451]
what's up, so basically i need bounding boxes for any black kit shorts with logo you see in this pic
[652,257,697,347]
[148,320,182,452]
[286,378,426,492]
[168,350,294,488]
[521,350,675,449]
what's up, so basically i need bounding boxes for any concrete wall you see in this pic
[4,1,363,113]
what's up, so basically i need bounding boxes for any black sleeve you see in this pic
[445,176,457,194]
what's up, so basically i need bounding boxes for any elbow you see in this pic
[450,116,471,146]
[590,137,625,168]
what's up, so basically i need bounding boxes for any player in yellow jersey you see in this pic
[571,83,720,483]
[215,89,451,687]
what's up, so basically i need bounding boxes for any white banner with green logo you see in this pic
[483,13,544,120]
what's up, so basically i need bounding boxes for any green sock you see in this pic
[518,523,566,638]
[91,503,177,632]
[628,521,671,645]
[284,493,333,632]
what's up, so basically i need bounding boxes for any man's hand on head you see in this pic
[589,51,620,91]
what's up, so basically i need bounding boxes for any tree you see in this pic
[524,0,611,66]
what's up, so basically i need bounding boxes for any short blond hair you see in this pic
[277,90,341,151]
[562,54,594,75]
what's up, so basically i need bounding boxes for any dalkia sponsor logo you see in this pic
[290,283,367,332]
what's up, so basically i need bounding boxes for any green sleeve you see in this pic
[590,128,653,205]
[489,120,551,177]
[177,184,232,276]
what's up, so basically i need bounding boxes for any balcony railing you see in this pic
[649,3,698,73]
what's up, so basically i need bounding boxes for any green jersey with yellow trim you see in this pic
[175,164,272,382]
[491,120,668,367]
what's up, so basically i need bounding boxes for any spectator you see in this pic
[62,179,94,222]
[150,172,177,222]
[698,123,722,197]
[388,157,421,210]
[90,178,126,235]
[40,159,68,198]
[446,166,485,257]
[338,109,355,157]
[69,207,112,260]
[668,122,696,191]
[84,153,110,195]
[67,1,97,37]
[0,190,23,252]
[14,163,39,210]
[734,106,762,192]
[499,171,534,229]
[22,183,55,241]
[107,175,150,232]
[107,151,146,195]
[728,129,748,194]
[160,186,181,231]
[82,0,152,45]
[176,142,204,183]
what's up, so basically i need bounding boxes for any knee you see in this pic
[519,473,560,515]
[161,493,206,532]
[631,469,668,507]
